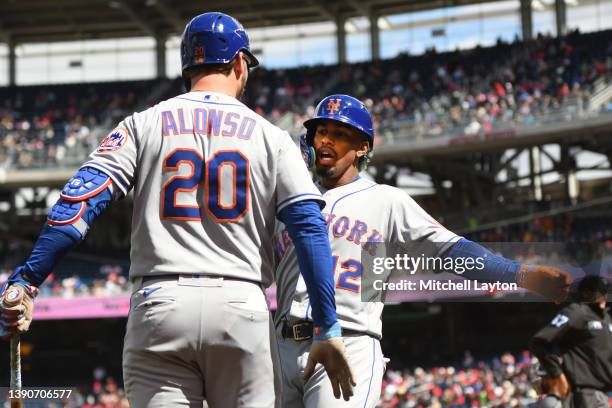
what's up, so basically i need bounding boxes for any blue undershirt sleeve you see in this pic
[278,200,339,335]
[9,187,113,288]
[445,238,520,284]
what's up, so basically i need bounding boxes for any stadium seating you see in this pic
[0,29,610,170]
[379,351,539,407]
[61,350,612,406]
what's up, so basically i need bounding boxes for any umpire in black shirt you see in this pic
[529,275,612,407]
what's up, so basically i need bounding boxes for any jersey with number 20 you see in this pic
[84,91,322,286]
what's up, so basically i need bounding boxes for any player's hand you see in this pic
[518,264,572,303]
[542,373,570,399]
[304,337,356,401]
[0,283,37,340]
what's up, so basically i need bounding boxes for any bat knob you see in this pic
[2,286,25,307]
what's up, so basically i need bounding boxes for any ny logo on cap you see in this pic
[326,98,341,114]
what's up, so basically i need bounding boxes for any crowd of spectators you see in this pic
[58,366,128,408]
[379,351,538,407]
[0,263,130,299]
[0,367,128,407]
[24,350,611,407]
[38,265,130,298]
[0,80,159,169]
[0,29,610,169]
[242,29,612,141]
[331,29,612,144]
[378,350,612,407]
[466,213,612,275]
[466,213,612,251]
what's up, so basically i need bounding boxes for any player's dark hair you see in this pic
[183,62,234,79]
[577,275,609,301]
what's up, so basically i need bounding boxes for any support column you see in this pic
[520,0,533,41]
[8,37,16,86]
[555,0,567,37]
[529,146,543,201]
[369,12,380,61]
[336,14,346,64]
[155,33,167,79]
[560,144,579,204]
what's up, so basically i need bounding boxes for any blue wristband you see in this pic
[313,321,342,341]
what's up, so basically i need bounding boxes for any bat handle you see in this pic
[3,286,24,408]
[10,334,21,389]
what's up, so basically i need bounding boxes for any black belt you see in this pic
[280,320,365,342]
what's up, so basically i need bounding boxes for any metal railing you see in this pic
[589,77,612,112]
[374,96,611,146]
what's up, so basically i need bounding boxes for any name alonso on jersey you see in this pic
[161,107,256,139]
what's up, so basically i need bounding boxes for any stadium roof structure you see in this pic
[2,0,509,44]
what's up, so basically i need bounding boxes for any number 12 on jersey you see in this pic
[161,148,250,222]
[332,255,363,293]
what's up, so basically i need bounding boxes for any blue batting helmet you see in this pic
[303,94,374,147]
[181,12,259,89]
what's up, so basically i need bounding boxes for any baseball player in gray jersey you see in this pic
[273,94,572,407]
[0,14,356,408]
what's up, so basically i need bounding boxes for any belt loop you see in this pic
[178,274,224,287]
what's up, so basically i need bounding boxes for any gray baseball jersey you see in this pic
[88,91,323,408]
[85,91,322,286]
[274,176,460,338]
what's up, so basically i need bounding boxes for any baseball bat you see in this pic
[10,334,22,408]
[3,286,24,408]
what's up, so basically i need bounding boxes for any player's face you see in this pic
[313,120,368,183]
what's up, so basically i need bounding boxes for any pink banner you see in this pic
[33,296,131,320]
[34,287,278,320]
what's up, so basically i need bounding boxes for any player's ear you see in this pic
[356,141,371,172]
[356,141,369,158]
[234,53,247,79]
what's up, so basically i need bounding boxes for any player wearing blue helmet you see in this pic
[301,94,374,176]
[274,94,572,407]
[0,13,356,408]
[180,12,259,93]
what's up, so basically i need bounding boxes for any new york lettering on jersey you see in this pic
[274,178,388,339]
[274,214,383,264]
[274,177,459,338]
[275,181,385,296]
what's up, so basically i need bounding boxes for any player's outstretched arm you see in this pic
[0,167,118,339]
[445,238,571,302]
[390,192,571,301]
[516,264,572,302]
[279,200,356,401]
